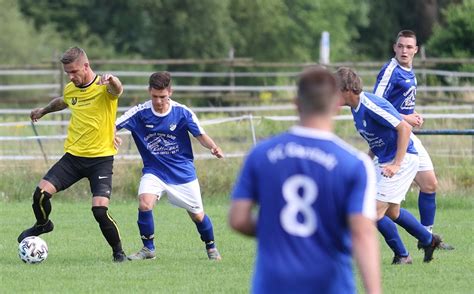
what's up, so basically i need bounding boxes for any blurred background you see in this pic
[0,0,472,201]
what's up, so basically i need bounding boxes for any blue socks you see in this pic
[418,192,436,231]
[377,216,409,257]
[137,210,155,250]
[194,215,216,249]
[394,208,432,247]
[138,211,216,251]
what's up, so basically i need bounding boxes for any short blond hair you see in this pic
[60,47,87,64]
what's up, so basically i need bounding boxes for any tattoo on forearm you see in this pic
[44,97,67,113]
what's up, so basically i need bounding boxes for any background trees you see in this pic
[0,0,470,64]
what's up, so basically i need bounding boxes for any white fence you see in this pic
[0,108,472,161]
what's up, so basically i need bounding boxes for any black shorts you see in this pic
[44,153,114,198]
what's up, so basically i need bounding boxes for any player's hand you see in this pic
[96,73,115,85]
[210,146,224,159]
[113,135,123,150]
[30,108,45,122]
[404,113,423,128]
[381,164,400,178]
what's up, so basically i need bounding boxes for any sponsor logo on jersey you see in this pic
[401,85,416,110]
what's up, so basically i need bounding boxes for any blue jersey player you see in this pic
[230,67,381,294]
[336,67,443,264]
[116,72,224,261]
[374,30,453,251]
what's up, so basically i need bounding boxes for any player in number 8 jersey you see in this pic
[230,67,381,294]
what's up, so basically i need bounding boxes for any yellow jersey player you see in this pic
[17,46,127,262]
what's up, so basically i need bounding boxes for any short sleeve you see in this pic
[365,97,402,129]
[346,155,376,220]
[115,107,139,131]
[185,109,205,137]
[231,150,259,202]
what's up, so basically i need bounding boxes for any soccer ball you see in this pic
[18,236,48,264]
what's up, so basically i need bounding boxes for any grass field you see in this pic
[0,106,472,293]
[1,196,473,294]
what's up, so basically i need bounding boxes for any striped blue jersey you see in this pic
[373,58,417,115]
[232,126,376,294]
[352,92,417,163]
[116,100,204,184]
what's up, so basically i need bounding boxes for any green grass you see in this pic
[1,197,473,293]
[1,199,254,293]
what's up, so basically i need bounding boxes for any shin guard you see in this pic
[32,187,52,225]
[92,206,122,253]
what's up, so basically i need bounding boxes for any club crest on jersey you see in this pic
[169,123,177,131]
[71,97,78,105]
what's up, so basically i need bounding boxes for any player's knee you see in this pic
[33,187,52,202]
[91,206,108,222]
[189,211,205,223]
[385,205,400,220]
[138,201,154,211]
[421,179,438,193]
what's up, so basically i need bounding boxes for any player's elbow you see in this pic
[399,120,412,132]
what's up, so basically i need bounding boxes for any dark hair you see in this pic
[396,30,417,43]
[60,46,87,64]
[296,66,338,114]
[334,67,363,95]
[149,71,172,90]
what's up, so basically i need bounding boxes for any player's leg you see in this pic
[127,193,159,260]
[414,170,437,230]
[386,204,442,262]
[376,200,411,264]
[412,135,438,232]
[374,154,421,263]
[88,156,126,262]
[187,210,221,260]
[413,135,453,249]
[18,153,81,242]
[128,174,162,260]
[376,217,410,264]
[167,179,221,260]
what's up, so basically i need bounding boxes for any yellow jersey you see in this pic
[63,75,120,157]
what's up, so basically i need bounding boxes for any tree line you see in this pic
[0,0,472,66]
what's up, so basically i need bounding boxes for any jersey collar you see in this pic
[392,57,412,72]
[354,92,366,112]
[289,125,337,141]
[78,75,98,89]
[151,99,173,117]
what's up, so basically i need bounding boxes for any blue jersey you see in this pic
[352,92,417,163]
[232,126,376,294]
[374,58,417,115]
[116,100,204,184]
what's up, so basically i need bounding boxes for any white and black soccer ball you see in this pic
[18,236,48,264]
